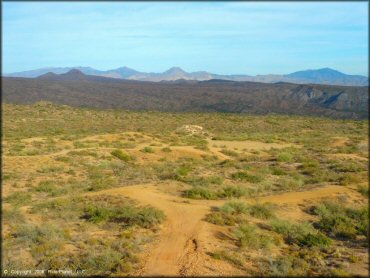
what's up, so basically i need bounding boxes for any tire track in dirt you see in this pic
[87,183,360,276]
[88,184,215,276]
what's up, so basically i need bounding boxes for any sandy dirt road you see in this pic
[87,183,359,276]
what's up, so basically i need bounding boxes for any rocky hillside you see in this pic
[5,67,368,86]
[2,70,368,119]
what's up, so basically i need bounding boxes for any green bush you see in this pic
[330,160,366,173]
[218,186,246,198]
[34,180,67,196]
[183,187,215,200]
[271,167,287,176]
[86,166,118,191]
[234,223,273,250]
[68,150,98,157]
[3,208,25,225]
[357,185,369,197]
[206,201,250,226]
[83,205,165,228]
[220,149,239,157]
[83,206,112,223]
[248,203,276,220]
[312,201,368,239]
[111,149,132,162]
[12,223,64,246]
[183,175,223,186]
[205,212,239,226]
[4,191,32,206]
[299,232,332,248]
[220,201,249,215]
[141,146,154,153]
[231,171,263,183]
[270,218,332,248]
[161,147,172,152]
[276,152,293,162]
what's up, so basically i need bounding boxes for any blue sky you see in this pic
[3,1,368,75]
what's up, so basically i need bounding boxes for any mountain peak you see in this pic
[63,69,85,76]
[164,67,187,75]
[286,68,346,80]
[37,72,58,79]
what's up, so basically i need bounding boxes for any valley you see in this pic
[2,103,368,276]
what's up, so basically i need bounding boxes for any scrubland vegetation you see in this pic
[2,102,368,276]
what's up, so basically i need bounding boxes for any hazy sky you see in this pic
[3,1,369,75]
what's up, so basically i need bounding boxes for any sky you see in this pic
[3,1,369,76]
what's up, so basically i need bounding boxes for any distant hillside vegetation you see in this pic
[5,66,368,86]
[2,70,368,119]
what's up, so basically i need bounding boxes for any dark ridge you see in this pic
[2,73,368,119]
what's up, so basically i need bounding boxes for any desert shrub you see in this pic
[37,165,65,174]
[217,186,245,199]
[161,147,172,152]
[68,150,98,157]
[234,223,273,250]
[81,248,125,275]
[270,219,332,248]
[220,201,249,215]
[111,149,132,162]
[31,197,81,220]
[3,171,20,181]
[12,223,64,246]
[34,180,67,197]
[231,171,263,183]
[183,175,223,186]
[183,187,215,200]
[271,166,287,176]
[329,160,366,173]
[176,164,193,176]
[205,212,238,226]
[186,185,248,200]
[311,201,368,239]
[299,232,333,248]
[3,208,25,225]
[262,246,345,276]
[277,175,304,191]
[276,152,293,162]
[337,173,362,185]
[83,205,165,228]
[83,206,111,223]
[265,254,310,276]
[133,207,166,228]
[207,201,273,226]
[206,201,249,226]
[86,165,118,191]
[55,156,72,163]
[248,203,276,220]
[78,237,140,275]
[357,185,369,197]
[220,149,239,157]
[4,191,32,206]
[141,146,154,153]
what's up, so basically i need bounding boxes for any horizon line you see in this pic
[4,65,368,77]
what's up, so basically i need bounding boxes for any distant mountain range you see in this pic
[5,66,368,86]
[3,69,368,119]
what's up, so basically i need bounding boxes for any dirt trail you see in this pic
[87,183,359,276]
[88,185,216,276]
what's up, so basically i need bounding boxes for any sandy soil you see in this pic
[87,183,360,276]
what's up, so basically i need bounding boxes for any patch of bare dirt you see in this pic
[85,183,359,276]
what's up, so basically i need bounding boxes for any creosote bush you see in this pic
[111,149,133,162]
[83,205,165,228]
